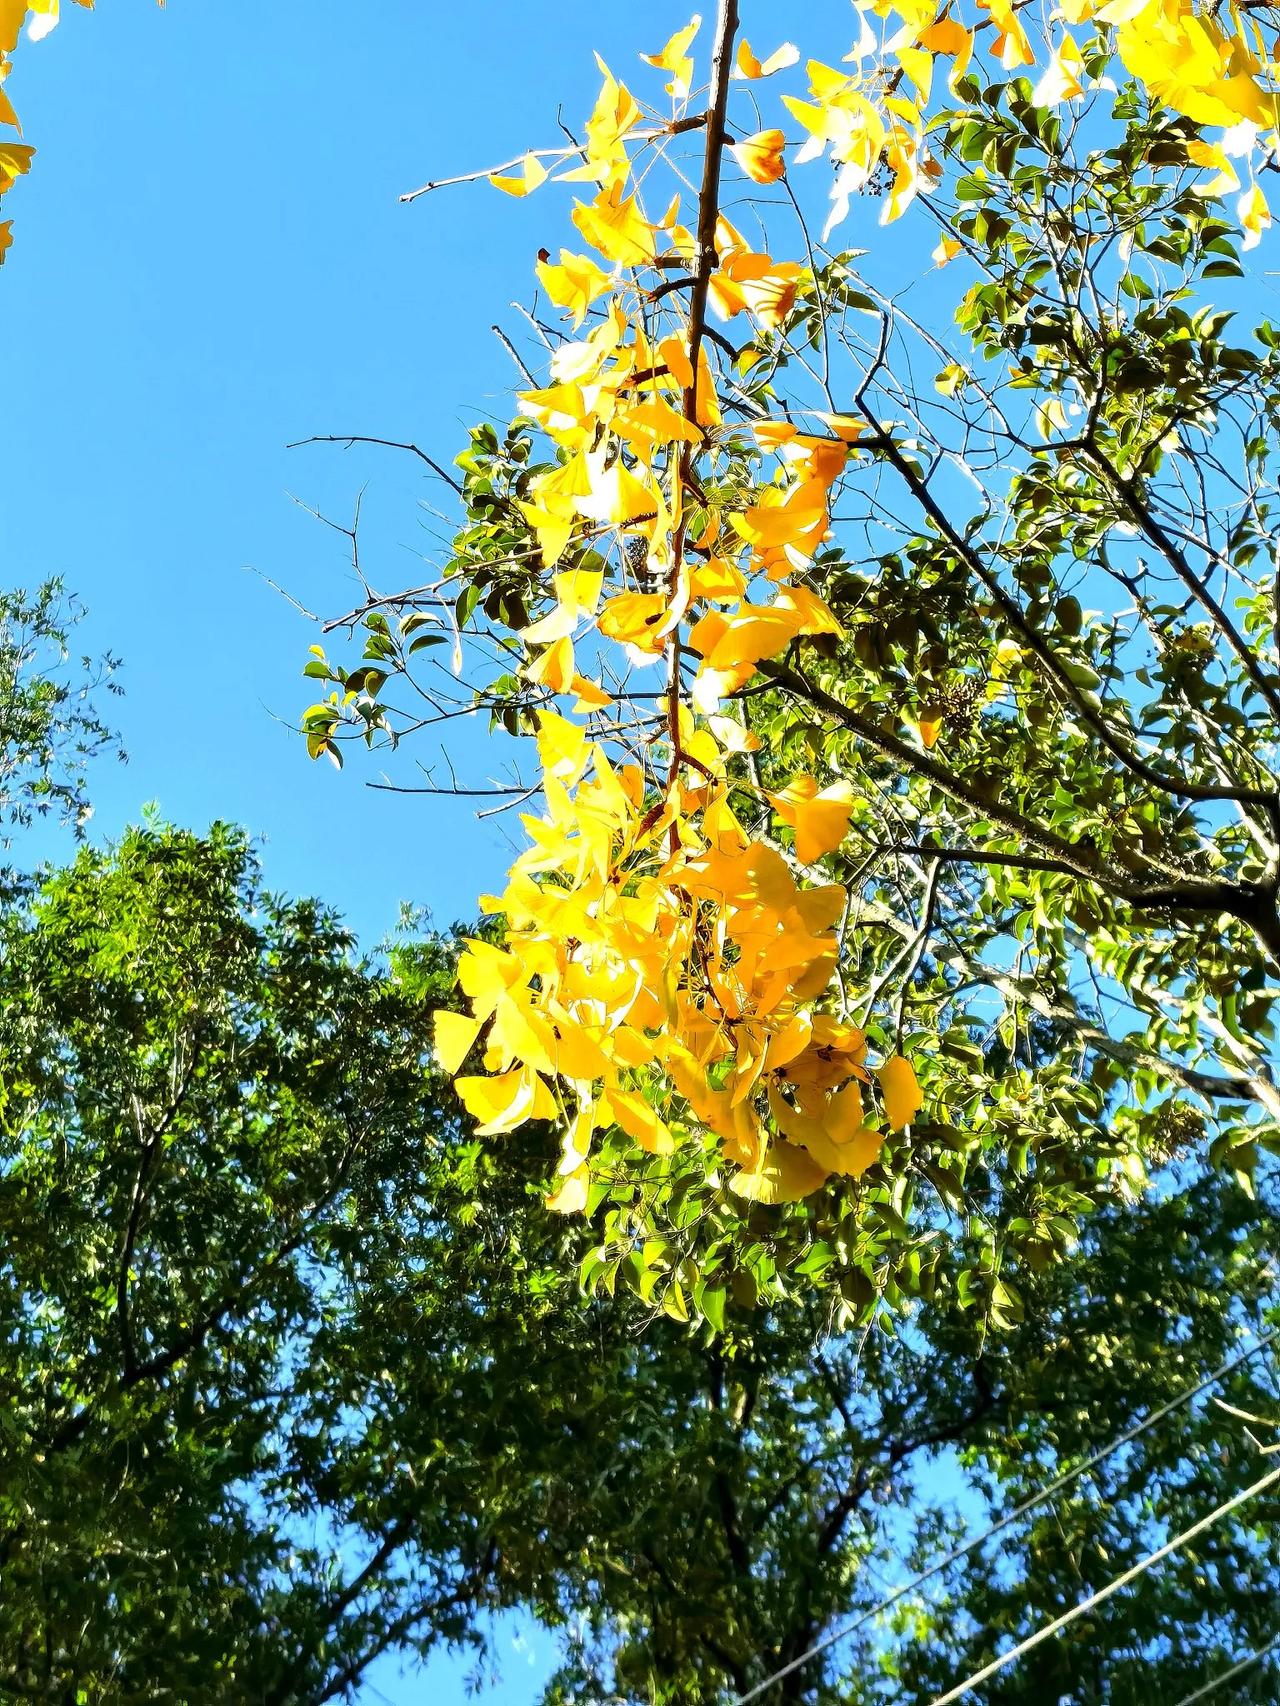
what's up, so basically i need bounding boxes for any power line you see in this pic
[927,1462,1280,1704]
[1168,1633,1280,1706]
[729,1320,1280,1706]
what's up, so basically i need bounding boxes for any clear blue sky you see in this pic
[0,3,895,1698]
[3,0,750,944]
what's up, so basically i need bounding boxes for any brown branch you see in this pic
[288,435,463,497]
[1081,442,1280,728]
[763,660,1108,880]
[861,429,1275,810]
[665,0,740,845]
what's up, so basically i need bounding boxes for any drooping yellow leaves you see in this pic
[562,55,643,190]
[729,1139,830,1203]
[435,30,951,1232]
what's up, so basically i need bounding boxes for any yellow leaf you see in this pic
[1239,182,1270,250]
[1031,30,1085,105]
[489,151,548,197]
[572,185,657,266]
[897,45,933,101]
[879,1055,922,1131]
[0,1,26,53]
[606,1089,675,1154]
[1035,395,1069,439]
[536,249,614,326]
[598,590,670,654]
[729,1139,829,1203]
[545,1165,590,1214]
[456,1066,557,1136]
[1186,140,1239,196]
[641,14,701,100]
[575,449,657,528]
[535,708,591,783]
[932,236,962,267]
[570,672,613,711]
[0,138,34,191]
[525,633,576,693]
[561,57,642,188]
[768,774,854,864]
[935,362,967,398]
[457,939,527,1019]
[433,1009,483,1075]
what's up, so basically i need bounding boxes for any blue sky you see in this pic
[0,3,943,1698]
[3,0,741,943]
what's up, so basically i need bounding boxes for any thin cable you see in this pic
[927,1463,1280,1705]
[1168,1634,1280,1706]
[729,1320,1280,1705]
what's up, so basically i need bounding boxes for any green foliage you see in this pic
[0,578,122,854]
[1,630,1277,1706]
[0,822,597,1699]
[534,1170,1280,1705]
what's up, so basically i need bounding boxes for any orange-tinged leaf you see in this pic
[0,2,24,53]
[735,37,799,79]
[525,633,576,693]
[0,138,33,190]
[917,707,944,749]
[570,672,613,711]
[733,128,786,184]
[879,1054,922,1131]
[641,14,701,99]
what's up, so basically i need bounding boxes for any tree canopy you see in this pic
[5,1,1280,1701]
[295,5,1280,1331]
[3,812,1277,1704]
